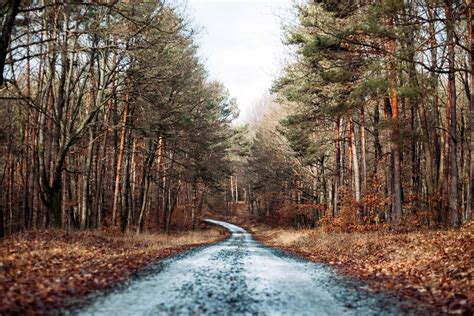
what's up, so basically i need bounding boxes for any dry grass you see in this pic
[101,228,227,250]
[0,226,228,314]
[251,223,474,314]
[258,229,310,247]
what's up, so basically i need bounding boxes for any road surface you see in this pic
[74,220,410,315]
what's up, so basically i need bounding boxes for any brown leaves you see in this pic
[254,222,474,314]
[0,228,228,315]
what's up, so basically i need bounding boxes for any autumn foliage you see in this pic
[252,222,474,314]
[0,227,228,314]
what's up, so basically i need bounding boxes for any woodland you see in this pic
[0,0,240,236]
[244,0,474,230]
[0,0,473,314]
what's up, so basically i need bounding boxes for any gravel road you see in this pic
[75,220,411,315]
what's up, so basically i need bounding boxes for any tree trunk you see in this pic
[50,175,63,228]
[165,183,181,234]
[0,0,21,86]
[360,108,367,198]
[469,0,474,223]
[388,16,403,223]
[334,117,341,216]
[348,119,360,203]
[23,21,32,230]
[156,136,164,227]
[445,0,459,228]
[230,176,234,203]
[137,140,156,234]
[80,119,95,229]
[191,181,197,230]
[0,205,4,238]
[136,176,150,235]
[384,97,394,221]
[112,87,129,227]
[374,102,382,167]
[235,176,239,202]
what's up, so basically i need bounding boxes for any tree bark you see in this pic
[469,0,474,223]
[112,86,129,228]
[349,118,360,203]
[0,0,21,86]
[388,15,403,223]
[137,140,156,234]
[445,0,459,228]
[360,108,367,194]
[334,116,341,216]
[191,181,197,230]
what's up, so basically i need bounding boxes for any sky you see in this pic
[186,0,293,122]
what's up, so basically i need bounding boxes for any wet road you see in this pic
[76,220,408,315]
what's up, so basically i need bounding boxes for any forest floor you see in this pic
[0,225,229,315]
[251,222,474,315]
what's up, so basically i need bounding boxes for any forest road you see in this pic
[75,220,410,316]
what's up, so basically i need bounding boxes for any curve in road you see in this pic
[74,220,410,315]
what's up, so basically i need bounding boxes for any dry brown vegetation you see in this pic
[0,226,228,315]
[251,222,474,314]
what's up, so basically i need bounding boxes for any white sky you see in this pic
[186,0,293,122]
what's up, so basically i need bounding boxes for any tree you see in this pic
[244,0,473,229]
[0,0,21,86]
[0,1,239,235]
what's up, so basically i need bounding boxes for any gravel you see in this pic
[74,220,413,316]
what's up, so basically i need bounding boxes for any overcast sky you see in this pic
[186,0,293,122]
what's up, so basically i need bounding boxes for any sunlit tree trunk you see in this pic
[112,85,129,228]
[156,136,164,227]
[388,15,402,223]
[80,88,96,229]
[348,118,360,203]
[235,176,239,202]
[230,176,235,203]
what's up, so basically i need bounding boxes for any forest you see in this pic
[0,0,240,236]
[0,0,473,315]
[243,0,473,230]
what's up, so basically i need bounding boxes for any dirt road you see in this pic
[76,220,410,315]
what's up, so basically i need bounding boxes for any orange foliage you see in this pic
[254,221,474,314]
[0,228,227,314]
